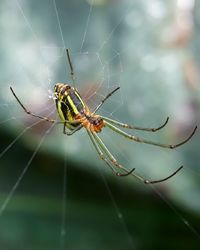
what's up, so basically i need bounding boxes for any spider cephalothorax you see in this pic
[82,114,105,133]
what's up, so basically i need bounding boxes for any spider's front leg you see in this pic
[102,116,169,132]
[105,121,197,149]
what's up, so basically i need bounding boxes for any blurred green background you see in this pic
[0,0,200,249]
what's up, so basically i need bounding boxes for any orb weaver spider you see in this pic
[10,49,197,184]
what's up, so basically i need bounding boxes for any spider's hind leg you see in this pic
[89,130,183,184]
[87,130,135,176]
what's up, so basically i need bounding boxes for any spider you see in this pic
[10,49,197,184]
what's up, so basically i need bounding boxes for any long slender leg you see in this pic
[91,132,135,176]
[87,130,119,175]
[105,121,197,149]
[66,49,75,86]
[10,86,82,126]
[66,49,118,111]
[93,87,120,113]
[10,87,56,123]
[144,166,183,184]
[92,131,183,183]
[102,116,169,132]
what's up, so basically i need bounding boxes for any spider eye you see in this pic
[93,117,103,126]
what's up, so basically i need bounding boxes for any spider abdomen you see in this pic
[54,83,87,130]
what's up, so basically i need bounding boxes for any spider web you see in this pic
[0,0,200,249]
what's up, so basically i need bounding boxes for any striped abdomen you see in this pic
[54,83,86,130]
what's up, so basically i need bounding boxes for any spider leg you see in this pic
[66,49,75,86]
[10,86,83,127]
[91,131,182,183]
[87,130,119,175]
[102,116,169,132]
[93,87,120,113]
[10,87,56,123]
[67,48,119,110]
[105,121,197,149]
[91,131,135,176]
[121,165,183,184]
[144,166,183,184]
